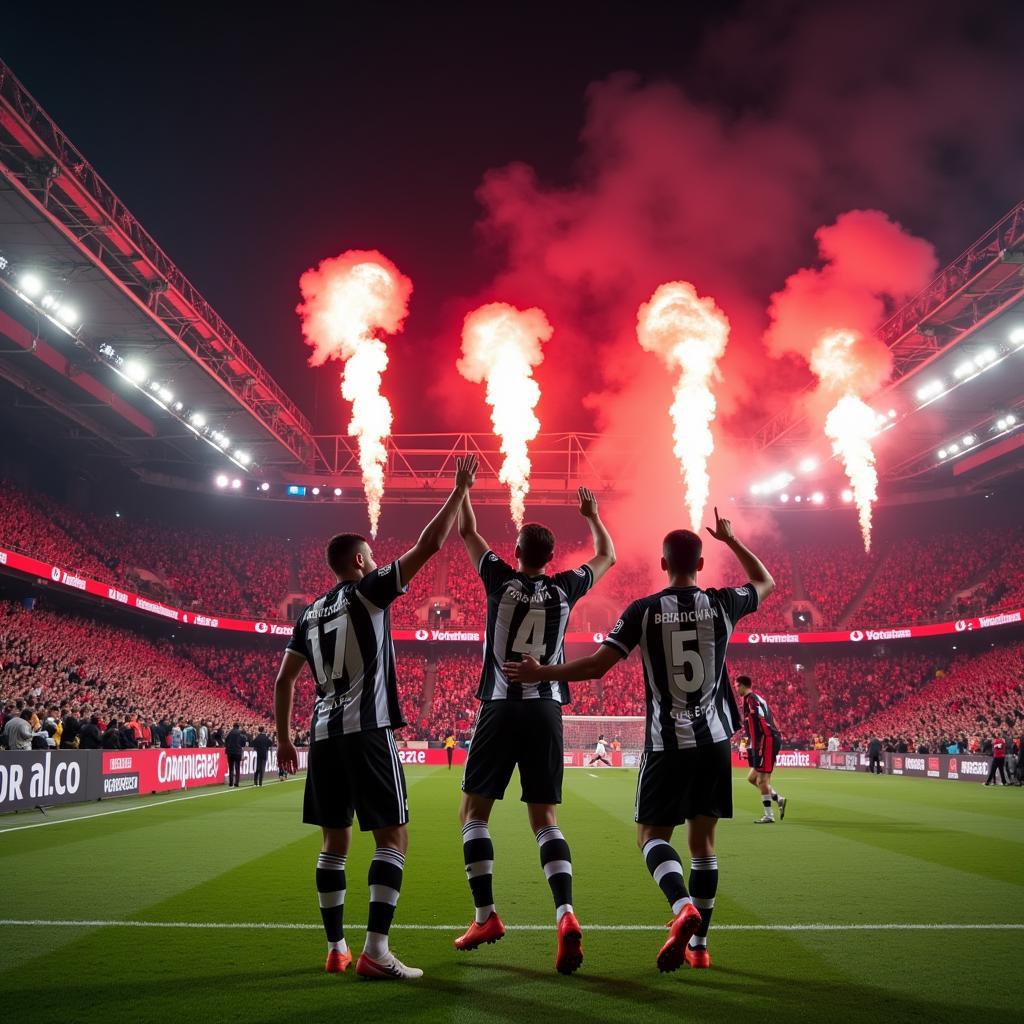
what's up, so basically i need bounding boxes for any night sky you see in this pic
[5,1,1023,439]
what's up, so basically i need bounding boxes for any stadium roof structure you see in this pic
[1,55,1021,509]
[0,59,318,483]
[750,201,1024,497]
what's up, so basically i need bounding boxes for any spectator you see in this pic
[101,718,122,749]
[3,708,33,750]
[77,715,101,749]
[225,721,246,787]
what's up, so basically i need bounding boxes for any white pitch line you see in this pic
[587,773,600,778]
[2,919,1021,933]
[0,777,303,834]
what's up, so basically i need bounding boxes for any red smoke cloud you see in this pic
[765,210,938,398]
[420,1,1020,569]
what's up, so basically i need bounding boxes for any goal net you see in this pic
[563,716,645,752]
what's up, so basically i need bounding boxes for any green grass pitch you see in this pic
[2,766,1021,1023]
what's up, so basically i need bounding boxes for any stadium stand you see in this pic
[4,476,1024,631]
[0,599,269,741]
[845,641,1024,751]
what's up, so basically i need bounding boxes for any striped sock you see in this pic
[364,847,404,959]
[462,819,496,924]
[688,855,718,948]
[642,838,691,914]
[762,796,774,818]
[315,852,347,953]
[771,789,781,803]
[535,825,573,923]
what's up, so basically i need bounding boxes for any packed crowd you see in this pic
[856,531,995,627]
[847,641,1024,752]
[0,600,270,742]
[814,652,937,734]
[795,540,876,628]
[3,590,1024,755]
[5,477,1024,633]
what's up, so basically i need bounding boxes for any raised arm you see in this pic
[504,644,623,684]
[398,455,478,584]
[706,506,775,603]
[578,486,616,583]
[274,649,306,773]
[458,489,489,568]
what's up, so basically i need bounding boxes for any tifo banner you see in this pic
[0,750,102,812]
[818,750,993,782]
[730,749,819,769]
[3,542,1024,645]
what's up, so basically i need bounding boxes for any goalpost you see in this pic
[562,716,645,752]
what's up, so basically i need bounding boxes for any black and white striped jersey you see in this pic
[286,561,408,740]
[602,583,759,751]
[475,549,594,705]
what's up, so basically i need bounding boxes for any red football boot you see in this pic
[555,912,583,975]
[454,911,506,950]
[325,948,352,973]
[657,903,703,973]
[684,943,711,969]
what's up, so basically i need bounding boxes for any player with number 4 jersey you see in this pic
[504,509,774,973]
[453,484,616,976]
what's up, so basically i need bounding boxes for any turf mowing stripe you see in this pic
[0,777,304,834]
[2,919,1022,932]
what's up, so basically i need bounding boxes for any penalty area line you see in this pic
[1,919,1022,933]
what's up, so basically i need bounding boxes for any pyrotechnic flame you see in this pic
[636,282,730,531]
[811,331,879,551]
[296,251,412,537]
[824,395,879,552]
[458,303,552,528]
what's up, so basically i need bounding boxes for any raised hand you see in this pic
[578,486,599,519]
[705,506,736,543]
[456,454,479,491]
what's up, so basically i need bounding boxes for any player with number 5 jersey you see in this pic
[453,484,616,976]
[504,509,774,974]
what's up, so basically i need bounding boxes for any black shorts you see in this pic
[303,727,408,831]
[635,739,733,825]
[462,699,563,804]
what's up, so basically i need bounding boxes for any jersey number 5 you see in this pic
[511,609,548,660]
[669,629,706,697]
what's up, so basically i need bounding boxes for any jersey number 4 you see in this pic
[669,629,706,698]
[511,609,548,660]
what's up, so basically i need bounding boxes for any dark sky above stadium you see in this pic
[5,1,1024,439]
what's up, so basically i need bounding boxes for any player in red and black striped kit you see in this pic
[736,677,787,824]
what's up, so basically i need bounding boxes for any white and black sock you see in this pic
[642,838,691,914]
[536,825,573,923]
[462,819,496,924]
[315,852,347,954]
[688,855,718,949]
[365,847,404,959]
[761,796,774,818]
